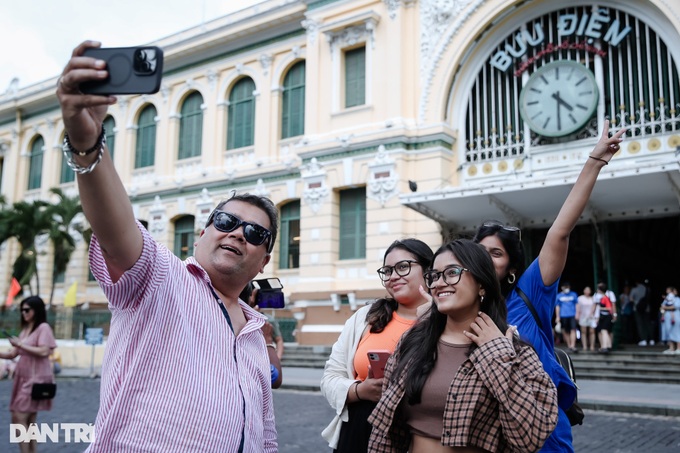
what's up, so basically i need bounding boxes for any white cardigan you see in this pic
[320,305,371,448]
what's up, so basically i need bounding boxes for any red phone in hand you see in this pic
[367,350,391,379]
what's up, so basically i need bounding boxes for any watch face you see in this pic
[519,61,599,137]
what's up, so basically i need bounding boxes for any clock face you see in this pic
[519,61,599,137]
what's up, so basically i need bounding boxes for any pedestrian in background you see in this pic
[321,239,433,453]
[56,41,277,452]
[594,283,616,353]
[0,296,56,453]
[556,282,579,352]
[576,286,597,352]
[619,284,636,344]
[367,239,558,453]
[631,278,654,346]
[660,287,680,354]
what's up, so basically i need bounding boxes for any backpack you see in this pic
[516,287,585,426]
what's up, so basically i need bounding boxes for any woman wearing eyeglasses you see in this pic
[472,121,626,452]
[0,296,57,453]
[321,239,433,453]
[367,239,558,453]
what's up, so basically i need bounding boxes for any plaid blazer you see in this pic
[367,337,558,453]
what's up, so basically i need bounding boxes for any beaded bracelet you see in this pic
[63,126,106,156]
[62,126,106,174]
[588,155,609,165]
[62,135,106,175]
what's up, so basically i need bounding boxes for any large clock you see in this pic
[519,61,599,137]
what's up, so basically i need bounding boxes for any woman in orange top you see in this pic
[321,239,433,453]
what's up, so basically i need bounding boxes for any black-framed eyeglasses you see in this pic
[377,260,420,282]
[21,308,32,313]
[206,210,273,252]
[482,221,522,242]
[424,265,469,289]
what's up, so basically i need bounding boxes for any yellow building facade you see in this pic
[0,0,679,345]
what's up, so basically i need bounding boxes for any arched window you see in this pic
[27,136,44,190]
[174,215,195,260]
[135,105,157,168]
[178,92,204,159]
[103,116,116,161]
[279,200,300,269]
[282,62,306,139]
[60,133,75,184]
[227,78,256,149]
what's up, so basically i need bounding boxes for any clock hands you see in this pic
[551,91,574,112]
[552,91,574,131]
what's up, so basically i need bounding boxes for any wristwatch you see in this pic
[266,343,277,351]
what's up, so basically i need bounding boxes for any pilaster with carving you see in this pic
[195,188,214,232]
[301,158,329,214]
[149,195,168,240]
[367,145,399,207]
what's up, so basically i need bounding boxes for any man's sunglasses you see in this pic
[482,221,521,242]
[206,210,272,252]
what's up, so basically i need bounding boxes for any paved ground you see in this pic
[1,379,679,452]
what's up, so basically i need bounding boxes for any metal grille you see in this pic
[464,6,680,163]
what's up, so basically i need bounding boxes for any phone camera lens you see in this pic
[134,49,156,74]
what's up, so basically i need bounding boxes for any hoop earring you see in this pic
[508,273,516,284]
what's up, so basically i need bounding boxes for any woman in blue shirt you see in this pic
[473,120,626,452]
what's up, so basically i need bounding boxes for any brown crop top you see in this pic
[402,340,469,439]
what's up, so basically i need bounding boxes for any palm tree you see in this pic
[47,188,84,306]
[0,199,52,295]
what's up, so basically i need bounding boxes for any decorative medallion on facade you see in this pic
[367,145,399,207]
[253,178,270,197]
[301,157,329,214]
[259,54,273,75]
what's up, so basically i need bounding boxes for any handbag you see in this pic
[31,382,57,400]
[29,350,57,400]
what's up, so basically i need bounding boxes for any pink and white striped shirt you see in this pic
[86,223,277,452]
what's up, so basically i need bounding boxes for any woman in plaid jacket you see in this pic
[368,239,558,453]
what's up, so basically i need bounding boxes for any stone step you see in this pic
[576,371,680,385]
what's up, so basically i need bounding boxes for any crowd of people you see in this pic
[554,280,680,354]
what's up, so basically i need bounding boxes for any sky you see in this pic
[0,0,262,92]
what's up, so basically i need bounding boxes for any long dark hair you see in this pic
[392,239,515,404]
[20,296,48,334]
[473,220,525,296]
[366,238,433,333]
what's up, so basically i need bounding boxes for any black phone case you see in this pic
[80,46,164,95]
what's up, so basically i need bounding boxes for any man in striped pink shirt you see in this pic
[57,41,278,452]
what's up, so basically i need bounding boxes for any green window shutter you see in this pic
[28,136,44,190]
[103,116,116,162]
[279,200,301,269]
[60,135,75,184]
[173,215,195,260]
[227,78,256,149]
[345,47,366,108]
[282,62,306,139]
[178,92,204,159]
[339,188,366,260]
[135,105,157,168]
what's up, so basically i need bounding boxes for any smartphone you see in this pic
[80,46,164,95]
[253,278,285,309]
[367,350,391,379]
[2,329,13,338]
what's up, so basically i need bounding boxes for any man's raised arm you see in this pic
[56,41,143,282]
